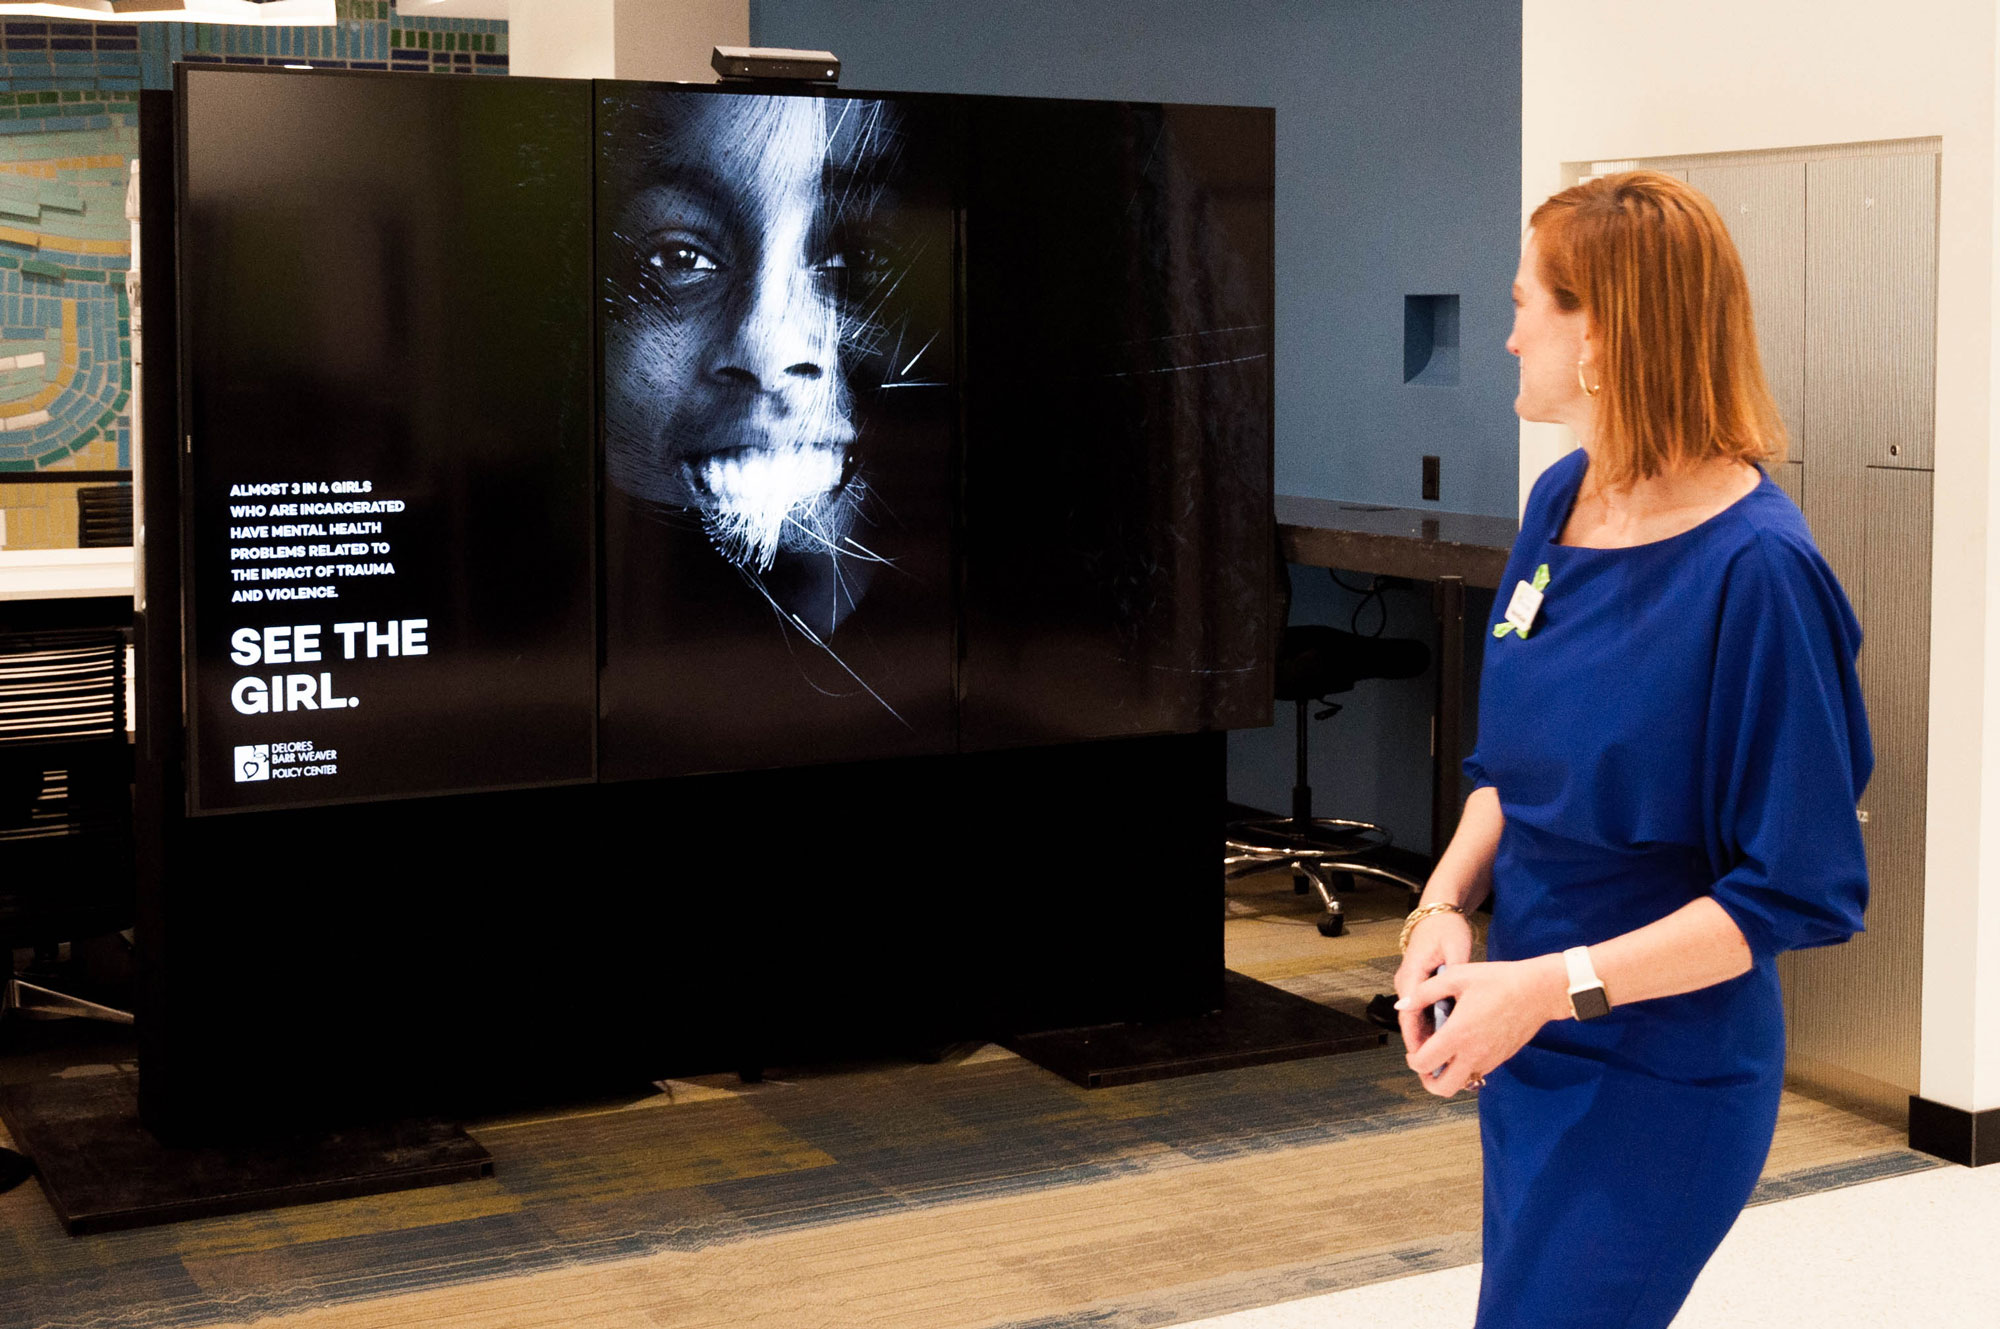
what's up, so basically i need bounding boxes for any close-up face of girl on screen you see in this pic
[603,92,906,581]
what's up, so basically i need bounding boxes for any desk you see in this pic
[0,548,135,637]
[0,548,134,603]
[1275,496,1517,860]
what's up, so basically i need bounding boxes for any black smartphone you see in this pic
[1428,962,1454,1079]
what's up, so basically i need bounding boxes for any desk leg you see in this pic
[1431,575,1466,864]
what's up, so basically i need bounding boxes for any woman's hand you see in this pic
[1393,911,1475,1062]
[1396,953,1569,1097]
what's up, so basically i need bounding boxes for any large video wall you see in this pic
[177,69,1273,814]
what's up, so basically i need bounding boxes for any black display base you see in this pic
[1001,969,1384,1089]
[0,1072,492,1235]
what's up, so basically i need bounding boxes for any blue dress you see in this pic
[1464,448,1872,1328]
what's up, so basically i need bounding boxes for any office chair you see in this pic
[75,484,133,549]
[1226,564,1431,936]
[0,628,136,1026]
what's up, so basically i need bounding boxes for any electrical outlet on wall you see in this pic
[1422,455,1440,502]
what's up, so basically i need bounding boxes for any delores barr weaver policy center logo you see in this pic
[234,744,270,782]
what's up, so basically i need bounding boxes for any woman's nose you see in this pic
[710,261,835,395]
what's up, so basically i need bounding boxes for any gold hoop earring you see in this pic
[1576,358,1601,398]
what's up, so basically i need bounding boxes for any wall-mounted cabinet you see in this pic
[1805,155,1938,475]
[1779,466,1933,1098]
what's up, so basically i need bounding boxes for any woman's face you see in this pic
[1506,232,1594,430]
[605,96,882,573]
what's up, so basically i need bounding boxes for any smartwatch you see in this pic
[1563,945,1611,1021]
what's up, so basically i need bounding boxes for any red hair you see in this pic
[1530,170,1784,486]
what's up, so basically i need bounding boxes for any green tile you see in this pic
[20,258,64,279]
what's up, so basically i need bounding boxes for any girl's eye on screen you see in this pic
[645,242,720,285]
[815,246,887,295]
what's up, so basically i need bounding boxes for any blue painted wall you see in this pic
[751,0,1521,515]
[751,0,1522,848]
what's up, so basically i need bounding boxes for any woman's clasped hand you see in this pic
[1393,915,1567,1098]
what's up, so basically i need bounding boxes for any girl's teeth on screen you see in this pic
[700,447,845,571]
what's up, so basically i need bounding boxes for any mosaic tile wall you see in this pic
[0,2,507,545]
[0,120,130,478]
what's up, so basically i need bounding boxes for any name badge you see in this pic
[1504,579,1543,634]
[1494,563,1551,640]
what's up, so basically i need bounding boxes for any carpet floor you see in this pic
[0,870,1936,1328]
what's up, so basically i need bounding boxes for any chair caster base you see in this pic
[1316,915,1345,938]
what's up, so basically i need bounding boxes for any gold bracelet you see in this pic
[1400,902,1468,954]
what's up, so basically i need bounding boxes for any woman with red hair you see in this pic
[1394,171,1872,1327]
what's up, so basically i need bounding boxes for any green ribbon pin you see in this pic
[1493,563,1550,640]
